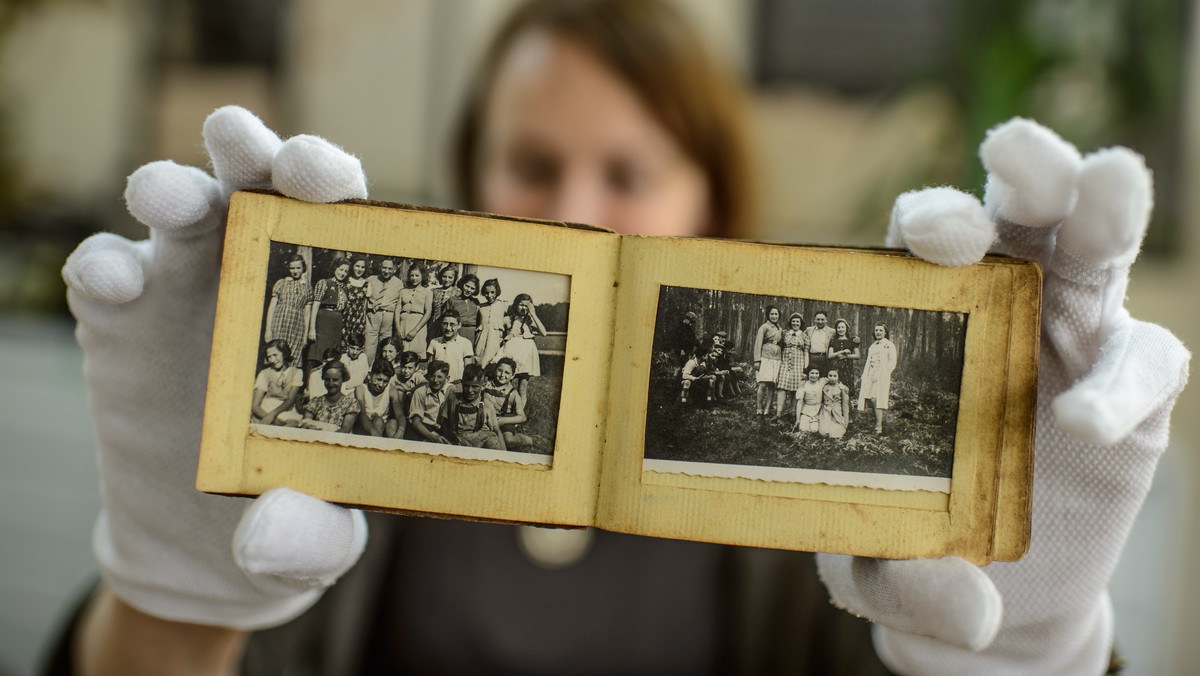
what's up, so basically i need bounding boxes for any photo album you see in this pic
[197,190,1041,564]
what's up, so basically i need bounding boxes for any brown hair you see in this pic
[452,0,755,238]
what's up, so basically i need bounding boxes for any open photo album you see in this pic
[197,190,1041,564]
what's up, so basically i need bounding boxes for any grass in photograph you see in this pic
[643,357,956,478]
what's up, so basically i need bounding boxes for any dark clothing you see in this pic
[241,515,893,676]
[43,515,894,676]
[671,320,701,361]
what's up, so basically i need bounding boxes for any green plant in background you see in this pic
[949,0,1185,253]
[0,0,113,315]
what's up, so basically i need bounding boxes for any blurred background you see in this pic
[0,0,1195,673]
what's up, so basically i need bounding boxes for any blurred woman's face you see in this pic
[353,260,366,278]
[478,31,710,236]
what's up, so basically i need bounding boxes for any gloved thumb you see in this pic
[816,553,1002,652]
[232,487,368,597]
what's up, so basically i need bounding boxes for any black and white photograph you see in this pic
[643,285,967,492]
[248,239,570,464]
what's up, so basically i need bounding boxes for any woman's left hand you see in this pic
[817,118,1190,674]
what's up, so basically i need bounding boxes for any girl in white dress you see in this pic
[494,293,546,400]
[858,323,898,434]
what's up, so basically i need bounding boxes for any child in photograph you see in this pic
[445,363,506,450]
[427,264,461,345]
[389,350,426,407]
[484,358,533,452]
[263,254,311,363]
[355,359,395,437]
[474,278,509,365]
[670,311,701,379]
[776,312,808,420]
[793,367,825,433]
[444,274,482,342]
[711,331,744,397]
[495,293,546,400]
[341,255,370,352]
[376,337,404,381]
[753,305,783,417]
[305,255,350,370]
[707,344,732,400]
[305,346,343,402]
[300,361,360,434]
[818,369,852,439]
[396,262,432,355]
[427,309,476,386]
[250,339,304,426]
[407,360,452,444]
[340,333,369,394]
[859,322,898,435]
[828,318,860,397]
[680,347,719,404]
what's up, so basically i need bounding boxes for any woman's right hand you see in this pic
[63,106,370,631]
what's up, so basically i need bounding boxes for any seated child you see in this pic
[305,346,343,402]
[388,350,426,437]
[680,348,720,404]
[355,358,395,437]
[427,309,475,387]
[377,337,401,373]
[251,339,303,426]
[300,361,360,434]
[407,360,452,444]
[711,331,744,397]
[817,369,852,439]
[483,358,533,452]
[340,333,369,394]
[445,363,505,450]
[793,367,825,433]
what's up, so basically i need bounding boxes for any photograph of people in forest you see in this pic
[252,240,570,458]
[644,285,966,486]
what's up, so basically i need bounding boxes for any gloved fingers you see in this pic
[887,187,995,267]
[62,233,148,305]
[1052,320,1191,446]
[272,134,369,203]
[816,553,1002,652]
[124,160,224,238]
[202,105,283,193]
[233,487,369,597]
[1051,147,1153,275]
[979,117,1081,229]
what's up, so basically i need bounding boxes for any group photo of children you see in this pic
[644,286,967,481]
[250,241,570,457]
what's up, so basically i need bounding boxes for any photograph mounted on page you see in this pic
[198,191,1040,564]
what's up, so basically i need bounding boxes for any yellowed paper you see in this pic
[198,192,1039,562]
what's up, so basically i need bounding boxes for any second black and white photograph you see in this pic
[643,285,968,492]
[248,239,570,464]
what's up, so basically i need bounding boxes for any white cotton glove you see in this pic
[817,117,1190,675]
[63,106,370,630]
